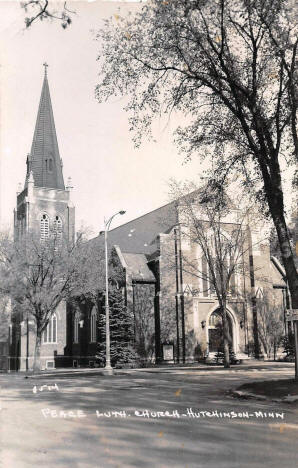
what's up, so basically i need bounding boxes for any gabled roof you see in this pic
[105,202,178,255]
[25,68,65,190]
[91,188,241,258]
[121,252,156,282]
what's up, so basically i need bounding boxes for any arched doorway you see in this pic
[207,309,233,353]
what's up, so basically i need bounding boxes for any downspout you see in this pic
[242,250,249,356]
[174,228,180,363]
[154,258,161,363]
[248,227,260,359]
[282,288,287,335]
[132,281,136,345]
[178,227,186,363]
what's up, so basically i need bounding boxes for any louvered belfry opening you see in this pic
[40,213,49,241]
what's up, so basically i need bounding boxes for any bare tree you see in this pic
[21,1,75,28]
[257,292,284,360]
[74,238,123,316]
[133,283,156,362]
[168,180,258,367]
[72,238,105,314]
[96,0,298,308]
[0,231,82,371]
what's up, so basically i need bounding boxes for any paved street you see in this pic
[1,363,297,468]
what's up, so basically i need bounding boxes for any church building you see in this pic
[100,202,288,364]
[6,67,289,371]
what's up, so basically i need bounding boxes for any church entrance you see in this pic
[208,309,233,353]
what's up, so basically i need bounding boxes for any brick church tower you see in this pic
[14,64,75,242]
[13,65,75,370]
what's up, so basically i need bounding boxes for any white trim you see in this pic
[45,360,55,369]
[54,308,62,320]
[193,299,199,331]
[114,245,128,269]
[43,313,57,344]
[34,197,69,203]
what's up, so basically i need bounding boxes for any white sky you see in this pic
[0,0,294,237]
[0,0,206,236]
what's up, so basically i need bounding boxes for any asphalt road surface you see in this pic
[1,362,297,468]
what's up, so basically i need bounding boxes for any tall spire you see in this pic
[25,64,65,190]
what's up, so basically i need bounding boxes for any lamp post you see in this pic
[103,210,126,373]
[25,263,40,372]
[172,223,185,364]
[26,312,29,372]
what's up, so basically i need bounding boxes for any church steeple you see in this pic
[25,64,65,190]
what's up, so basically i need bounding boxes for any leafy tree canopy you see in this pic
[21,0,74,28]
[96,0,298,306]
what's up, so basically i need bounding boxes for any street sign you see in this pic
[286,309,298,321]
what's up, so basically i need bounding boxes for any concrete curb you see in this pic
[227,389,268,401]
[22,364,210,379]
[24,368,121,379]
[228,389,298,404]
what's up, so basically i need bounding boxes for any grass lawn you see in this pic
[238,379,298,398]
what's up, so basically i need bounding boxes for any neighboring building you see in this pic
[10,66,75,371]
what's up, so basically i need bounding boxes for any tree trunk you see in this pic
[273,215,298,308]
[263,169,298,308]
[33,330,42,372]
[274,340,276,361]
[221,303,230,368]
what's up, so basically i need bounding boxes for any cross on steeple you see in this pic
[43,62,49,75]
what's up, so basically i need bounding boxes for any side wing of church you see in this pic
[99,200,288,364]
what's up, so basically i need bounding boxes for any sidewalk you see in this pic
[10,359,294,379]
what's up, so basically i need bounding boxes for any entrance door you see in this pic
[208,309,233,352]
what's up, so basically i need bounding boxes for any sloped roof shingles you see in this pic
[105,202,178,255]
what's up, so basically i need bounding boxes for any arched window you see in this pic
[43,313,57,343]
[48,158,53,172]
[74,312,80,343]
[40,214,49,241]
[197,229,240,298]
[90,308,97,343]
[208,309,233,353]
[53,216,63,240]
[208,310,222,328]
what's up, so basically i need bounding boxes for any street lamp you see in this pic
[103,210,126,373]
